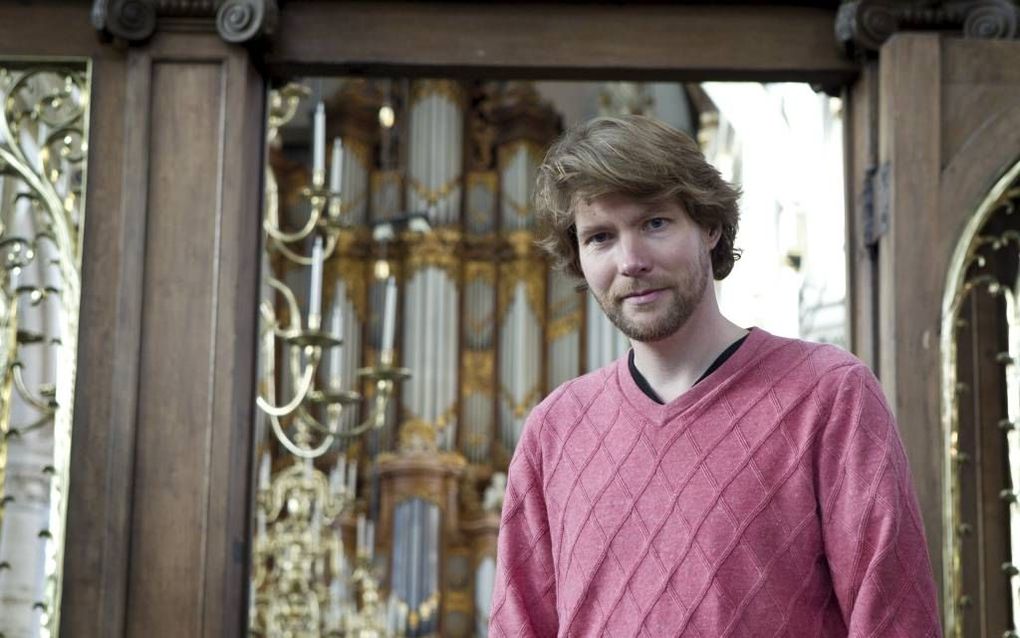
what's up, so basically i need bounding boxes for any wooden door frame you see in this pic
[21,1,1019,634]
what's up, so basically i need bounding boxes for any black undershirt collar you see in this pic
[628,334,749,405]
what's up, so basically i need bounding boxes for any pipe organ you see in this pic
[258,79,579,637]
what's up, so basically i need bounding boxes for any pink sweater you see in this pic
[489,328,941,637]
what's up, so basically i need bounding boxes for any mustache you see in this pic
[611,282,674,301]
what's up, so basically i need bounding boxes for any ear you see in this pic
[705,225,721,250]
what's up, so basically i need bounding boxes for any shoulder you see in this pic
[751,330,870,393]
[516,359,621,453]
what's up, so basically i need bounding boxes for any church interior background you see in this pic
[2,2,1020,637]
[0,70,847,637]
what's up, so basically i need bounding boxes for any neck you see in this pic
[630,287,746,402]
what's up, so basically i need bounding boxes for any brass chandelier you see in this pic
[250,83,415,638]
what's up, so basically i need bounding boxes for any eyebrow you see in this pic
[575,221,615,238]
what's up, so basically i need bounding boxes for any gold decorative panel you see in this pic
[942,160,1020,637]
[0,59,90,638]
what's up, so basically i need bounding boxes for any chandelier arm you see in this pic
[267,412,334,458]
[294,406,338,437]
[265,276,303,334]
[269,230,339,267]
[331,382,393,439]
[263,197,322,244]
[256,360,316,417]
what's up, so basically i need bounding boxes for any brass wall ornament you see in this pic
[941,158,1020,637]
[0,59,90,638]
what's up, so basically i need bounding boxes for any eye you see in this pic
[584,231,611,246]
[645,217,669,231]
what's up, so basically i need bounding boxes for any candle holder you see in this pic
[252,83,422,638]
[257,86,409,459]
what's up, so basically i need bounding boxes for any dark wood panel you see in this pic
[61,54,134,638]
[942,85,1020,169]
[844,63,878,369]
[0,4,102,57]
[877,33,945,601]
[943,38,1020,85]
[111,32,265,638]
[126,58,223,637]
[269,1,857,84]
[203,47,265,638]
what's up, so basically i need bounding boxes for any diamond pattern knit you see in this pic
[489,328,941,637]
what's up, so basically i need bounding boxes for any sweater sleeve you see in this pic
[488,407,558,638]
[818,364,942,637]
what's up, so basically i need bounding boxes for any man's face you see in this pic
[574,193,716,342]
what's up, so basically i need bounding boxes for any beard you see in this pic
[592,247,711,343]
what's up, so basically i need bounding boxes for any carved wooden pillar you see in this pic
[54,3,274,637]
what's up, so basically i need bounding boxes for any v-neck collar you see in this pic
[615,326,771,426]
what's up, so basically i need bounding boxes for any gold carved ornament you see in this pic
[0,62,90,638]
[460,349,494,397]
[465,171,498,228]
[397,405,458,454]
[546,309,582,343]
[498,262,546,326]
[498,140,544,220]
[940,161,1020,638]
[410,79,466,109]
[409,174,461,208]
[498,384,544,419]
[402,227,462,280]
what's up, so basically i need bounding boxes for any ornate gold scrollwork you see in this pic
[498,233,546,326]
[397,406,458,454]
[0,60,90,638]
[465,171,499,229]
[498,385,544,419]
[403,227,462,280]
[464,260,496,286]
[941,159,1020,638]
[409,174,462,208]
[460,350,494,396]
[410,80,465,108]
[546,310,582,343]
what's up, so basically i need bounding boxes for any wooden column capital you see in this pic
[836,0,1020,58]
[91,0,279,47]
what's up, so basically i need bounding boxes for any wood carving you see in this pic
[91,0,278,45]
[837,0,1020,57]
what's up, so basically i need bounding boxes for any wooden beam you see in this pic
[268,2,858,85]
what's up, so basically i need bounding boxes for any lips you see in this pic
[620,288,665,304]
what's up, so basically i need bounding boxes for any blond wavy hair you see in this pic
[534,114,741,283]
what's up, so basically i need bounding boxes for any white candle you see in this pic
[309,236,323,323]
[347,460,357,496]
[333,456,345,494]
[329,280,346,381]
[329,136,343,193]
[256,508,266,540]
[259,451,271,488]
[366,520,375,560]
[381,276,397,354]
[357,514,366,555]
[313,101,326,179]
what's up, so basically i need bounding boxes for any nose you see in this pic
[618,234,651,277]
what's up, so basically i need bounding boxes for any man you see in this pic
[488,115,941,637]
